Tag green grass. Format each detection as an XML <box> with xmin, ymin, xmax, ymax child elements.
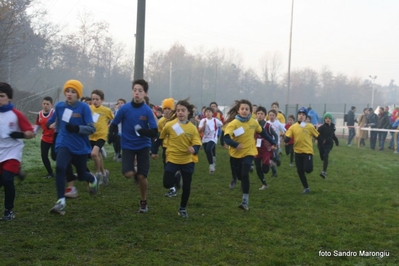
<box><xmin>1</xmin><ymin>137</ymin><xmax>399</xmax><ymax>265</ymax></box>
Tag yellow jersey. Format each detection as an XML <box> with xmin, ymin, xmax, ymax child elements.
<box><xmin>90</xmin><ymin>105</ymin><xmax>114</xmax><ymax>141</ymax></box>
<box><xmin>157</xmin><ymin>116</ymin><xmax>172</xmax><ymax>148</ymax></box>
<box><xmin>285</xmin><ymin>122</ymin><xmax>319</xmax><ymax>154</ymax></box>
<box><xmin>224</xmin><ymin>118</ymin><xmax>262</xmax><ymax>158</ymax></box>
<box><xmin>160</xmin><ymin>120</ymin><xmax>202</xmax><ymax>164</ymax></box>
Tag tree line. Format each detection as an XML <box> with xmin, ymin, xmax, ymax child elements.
<box><xmin>1</xmin><ymin>0</ymin><xmax>397</xmax><ymax>116</ymax></box>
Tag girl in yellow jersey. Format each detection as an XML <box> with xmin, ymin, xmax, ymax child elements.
<box><xmin>152</xmin><ymin>98</ymin><xmax>182</xmax><ymax>197</ymax></box>
<box><xmin>284</xmin><ymin>107</ymin><xmax>320</xmax><ymax>194</ymax></box>
<box><xmin>152</xmin><ymin>99</ymin><xmax>201</xmax><ymax>218</ymax></box>
<box><xmin>223</xmin><ymin>100</ymin><xmax>276</xmax><ymax>211</ymax></box>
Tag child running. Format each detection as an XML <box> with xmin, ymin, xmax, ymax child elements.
<box><xmin>198</xmin><ymin>107</ymin><xmax>223</xmax><ymax>174</ymax></box>
<box><xmin>108</xmin><ymin>79</ymin><xmax>158</xmax><ymax>213</ymax></box>
<box><xmin>152</xmin><ymin>98</ymin><xmax>182</xmax><ymax>198</ymax></box>
<box><xmin>266</xmin><ymin>109</ymin><xmax>286</xmax><ymax>177</ymax></box>
<box><xmin>284</xmin><ymin>115</ymin><xmax>295</xmax><ymax>166</ymax></box>
<box><xmin>254</xmin><ymin>106</ymin><xmax>278</xmax><ymax>190</ymax></box>
<box><xmin>284</xmin><ymin>107</ymin><xmax>320</xmax><ymax>194</ymax></box>
<box><xmin>47</xmin><ymin>79</ymin><xmax>99</xmax><ymax>215</ymax></box>
<box><xmin>152</xmin><ymin>99</ymin><xmax>202</xmax><ymax>218</ymax></box>
<box><xmin>0</xmin><ymin>82</ymin><xmax>34</xmax><ymax>220</ymax></box>
<box><xmin>112</xmin><ymin>98</ymin><xmax>126</xmax><ymax>162</ymax></box>
<box><xmin>223</xmin><ymin>100</ymin><xmax>276</xmax><ymax>211</ymax></box>
<box><xmin>89</xmin><ymin>89</ymin><xmax>114</xmax><ymax>185</ymax></box>
<box><xmin>317</xmin><ymin>112</ymin><xmax>339</xmax><ymax>179</ymax></box>
<box><xmin>34</xmin><ymin>96</ymin><xmax>55</xmax><ymax>178</ymax></box>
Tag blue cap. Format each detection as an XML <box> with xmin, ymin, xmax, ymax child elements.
<box><xmin>297</xmin><ymin>107</ymin><xmax>308</xmax><ymax>116</ymax></box>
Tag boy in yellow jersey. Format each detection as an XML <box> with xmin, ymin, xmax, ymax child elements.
<box><xmin>284</xmin><ymin>107</ymin><xmax>320</xmax><ymax>194</ymax></box>
<box><xmin>223</xmin><ymin>100</ymin><xmax>276</xmax><ymax>211</ymax></box>
<box><xmin>152</xmin><ymin>99</ymin><xmax>202</xmax><ymax>218</ymax></box>
<box><xmin>90</xmin><ymin>90</ymin><xmax>114</xmax><ymax>185</ymax></box>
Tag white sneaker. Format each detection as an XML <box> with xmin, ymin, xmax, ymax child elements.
<box><xmin>259</xmin><ymin>185</ymin><xmax>268</xmax><ymax>190</ymax></box>
<box><xmin>209</xmin><ymin>164</ymin><xmax>215</xmax><ymax>174</ymax></box>
<box><xmin>101</xmin><ymin>148</ymin><xmax>107</xmax><ymax>159</ymax></box>
<box><xmin>65</xmin><ymin>187</ymin><xmax>78</xmax><ymax>199</ymax></box>
<box><xmin>96</xmin><ymin>172</ymin><xmax>104</xmax><ymax>185</ymax></box>
<box><xmin>103</xmin><ymin>170</ymin><xmax>110</xmax><ymax>186</ymax></box>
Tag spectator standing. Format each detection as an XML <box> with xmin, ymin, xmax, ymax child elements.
<box><xmin>377</xmin><ymin>106</ymin><xmax>390</xmax><ymax>151</ymax></box>
<box><xmin>347</xmin><ymin>106</ymin><xmax>357</xmax><ymax>146</ymax></box>
<box><xmin>365</xmin><ymin>107</ymin><xmax>378</xmax><ymax>150</ymax></box>
<box><xmin>356</xmin><ymin>108</ymin><xmax>368</xmax><ymax>147</ymax></box>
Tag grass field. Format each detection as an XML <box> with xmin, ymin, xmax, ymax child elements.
<box><xmin>1</xmin><ymin>136</ymin><xmax>398</xmax><ymax>265</ymax></box>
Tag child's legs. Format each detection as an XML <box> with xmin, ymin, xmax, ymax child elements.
<box><xmin>163</xmin><ymin>166</ymin><xmax>176</xmax><ymax>189</ymax></box>
<box><xmin>91</xmin><ymin>140</ymin><xmax>105</xmax><ymax>174</ymax></box>
<box><xmin>289</xmin><ymin>144</ymin><xmax>294</xmax><ymax>163</ymax></box>
<box><xmin>230</xmin><ymin>157</ymin><xmax>242</xmax><ymax>181</ymax></box>
<box><xmin>122</xmin><ymin>149</ymin><xmax>137</xmax><ymax>178</ymax></box>
<box><xmin>113</xmin><ymin>135</ymin><xmax>121</xmax><ymax>154</ymax></box>
<box><xmin>322</xmin><ymin>147</ymin><xmax>331</xmax><ymax>172</ymax></box>
<box><xmin>254</xmin><ymin>157</ymin><xmax>264</xmax><ymax>182</ymax></box>
<box><xmin>41</xmin><ymin>140</ymin><xmax>53</xmax><ymax>175</ymax></box>
<box><xmin>285</xmin><ymin>144</ymin><xmax>290</xmax><ymax>155</ymax></box>
<box><xmin>51</xmin><ymin>133</ymin><xmax>57</xmax><ymax>161</ymax></box>
<box><xmin>2</xmin><ymin>170</ymin><xmax>15</xmax><ymax>210</ymax></box>
<box><xmin>135</xmin><ymin>148</ymin><xmax>151</xmax><ymax>201</ymax></box>
<box><xmin>295</xmin><ymin>153</ymin><xmax>309</xmax><ymax>189</ymax></box>
<box><xmin>318</xmin><ymin>146</ymin><xmax>325</xmax><ymax>161</ymax></box>
<box><xmin>178</xmin><ymin>163</ymin><xmax>195</xmax><ymax>208</ymax></box>
<box><xmin>65</xmin><ymin>163</ymin><xmax>76</xmax><ymax>183</ymax></box>
<box><xmin>202</xmin><ymin>142</ymin><xmax>214</xmax><ymax>165</ymax></box>
<box><xmin>240</xmin><ymin>156</ymin><xmax>253</xmax><ymax>194</ymax></box>
<box><xmin>180</xmin><ymin>171</ymin><xmax>193</xmax><ymax>208</ymax></box>
<box><xmin>1</xmin><ymin>160</ymin><xmax>20</xmax><ymax>210</ymax></box>
<box><xmin>212</xmin><ymin>142</ymin><xmax>216</xmax><ymax>157</ymax></box>
<box><xmin>303</xmin><ymin>154</ymin><xmax>314</xmax><ymax>173</ymax></box>
<box><xmin>55</xmin><ymin>148</ymin><xmax>72</xmax><ymax>199</ymax></box>
<box><xmin>71</xmin><ymin>154</ymin><xmax>95</xmax><ymax>183</ymax></box>
<box><xmin>162</xmin><ymin>147</ymin><xmax>167</xmax><ymax>169</ymax></box>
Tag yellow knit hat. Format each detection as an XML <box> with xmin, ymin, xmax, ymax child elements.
<box><xmin>63</xmin><ymin>80</ymin><xmax>83</xmax><ymax>99</ymax></box>
<box><xmin>162</xmin><ymin>98</ymin><xmax>175</xmax><ymax>110</ymax></box>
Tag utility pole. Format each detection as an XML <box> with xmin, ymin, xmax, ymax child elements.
<box><xmin>369</xmin><ymin>75</ymin><xmax>377</xmax><ymax>108</ymax></box>
<box><xmin>169</xmin><ymin>62</ymin><xmax>173</xmax><ymax>97</ymax></box>
<box><xmin>286</xmin><ymin>0</ymin><xmax>294</xmax><ymax>106</ymax></box>
<box><xmin>134</xmin><ymin>0</ymin><xmax>146</xmax><ymax>80</ymax></box>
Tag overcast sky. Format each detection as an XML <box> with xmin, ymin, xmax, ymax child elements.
<box><xmin>45</xmin><ymin>0</ymin><xmax>398</xmax><ymax>85</ymax></box>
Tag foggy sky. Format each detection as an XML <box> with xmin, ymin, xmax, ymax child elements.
<box><xmin>45</xmin><ymin>0</ymin><xmax>398</xmax><ymax>86</ymax></box>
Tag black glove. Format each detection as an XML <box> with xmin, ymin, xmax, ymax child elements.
<box><xmin>65</xmin><ymin>123</ymin><xmax>79</xmax><ymax>133</ymax></box>
<box><xmin>108</xmin><ymin>124</ymin><xmax>118</xmax><ymax>144</ymax></box>
<box><xmin>335</xmin><ymin>141</ymin><xmax>339</xmax><ymax>146</ymax></box>
<box><xmin>9</xmin><ymin>132</ymin><xmax>25</xmax><ymax>139</ymax></box>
